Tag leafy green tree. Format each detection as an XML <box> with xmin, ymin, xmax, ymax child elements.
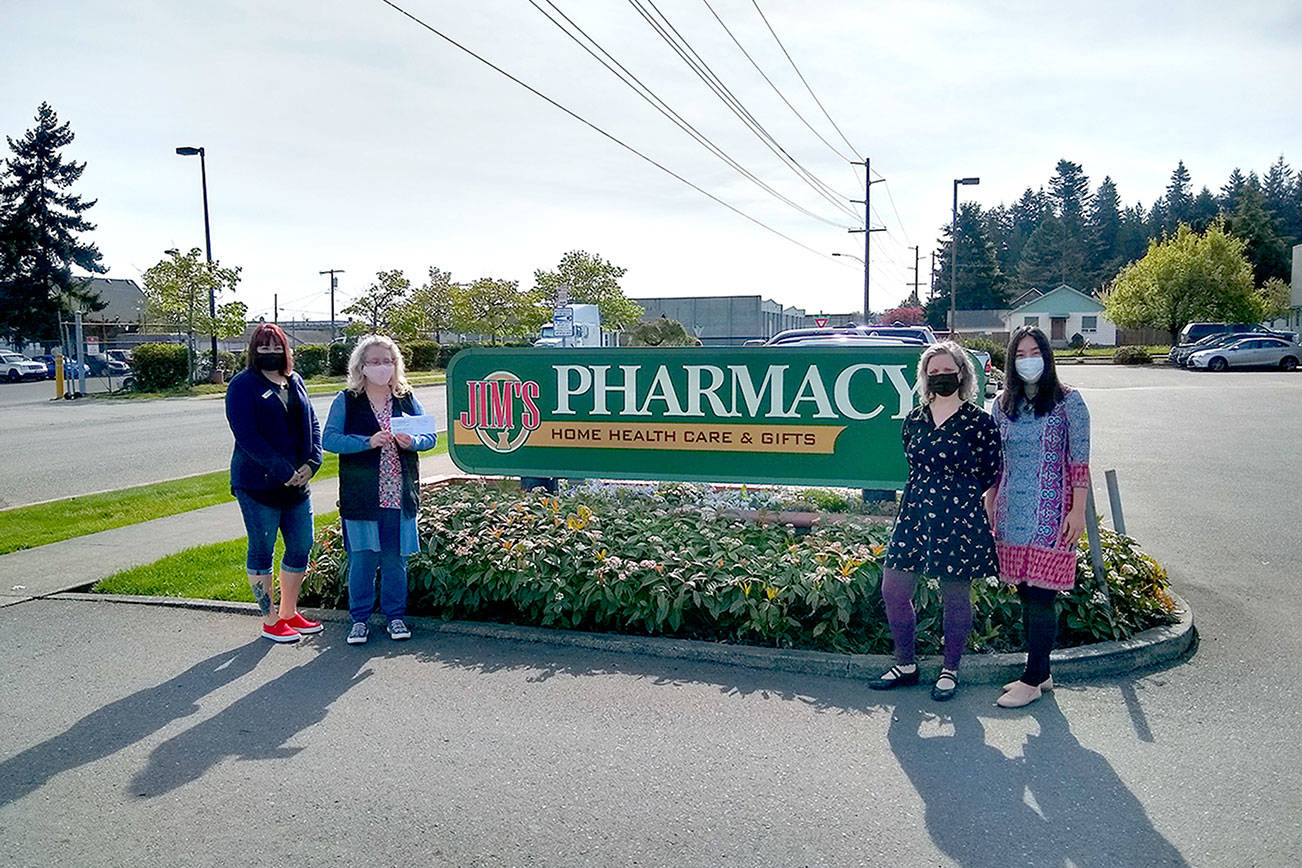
<box><xmin>532</xmin><ymin>249</ymin><xmax>642</xmax><ymax>330</ymax></box>
<box><xmin>0</xmin><ymin>102</ymin><xmax>104</xmax><ymax>347</ymax></box>
<box><xmin>391</xmin><ymin>266</ymin><xmax>457</xmax><ymax>343</ymax></box>
<box><xmin>623</xmin><ymin>315</ymin><xmax>695</xmax><ymax>346</ymax></box>
<box><xmin>453</xmin><ymin>276</ymin><xmax>547</xmax><ymax>344</ymax></box>
<box><xmin>141</xmin><ymin>248</ymin><xmax>246</xmax><ymax>338</ymax></box>
<box><xmin>1260</xmin><ymin>277</ymin><xmax>1292</xmax><ymax>322</ymax></box>
<box><xmin>342</xmin><ymin>268</ymin><xmax>410</xmax><ymax>335</ymax></box>
<box><xmin>1102</xmin><ymin>221</ymin><xmax>1261</xmax><ymax>343</ymax></box>
<box><xmin>1225</xmin><ymin>185</ymin><xmax>1291</xmax><ymax>284</ymax></box>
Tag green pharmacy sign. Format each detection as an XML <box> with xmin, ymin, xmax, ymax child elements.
<box><xmin>446</xmin><ymin>346</ymin><xmax>959</xmax><ymax>489</ymax></box>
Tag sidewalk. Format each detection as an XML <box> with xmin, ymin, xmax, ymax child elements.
<box><xmin>0</xmin><ymin>451</ymin><xmax>459</xmax><ymax>606</ymax></box>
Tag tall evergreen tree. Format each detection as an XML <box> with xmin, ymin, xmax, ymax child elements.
<box><xmin>1004</xmin><ymin>187</ymin><xmax>1051</xmax><ymax>290</ymax></box>
<box><xmin>1146</xmin><ymin>196</ymin><xmax>1168</xmax><ymax>241</ymax></box>
<box><xmin>1220</xmin><ymin>168</ymin><xmax>1247</xmax><ymax>212</ymax></box>
<box><xmin>1117</xmin><ymin>203</ymin><xmax>1150</xmax><ymax>267</ymax></box>
<box><xmin>1164</xmin><ymin>161</ymin><xmax>1194</xmax><ymax>232</ymax></box>
<box><xmin>1085</xmin><ymin>176</ymin><xmax>1123</xmax><ymax>287</ymax></box>
<box><xmin>1017</xmin><ymin>215</ymin><xmax>1086</xmax><ymax>291</ymax></box>
<box><xmin>1045</xmin><ymin>160</ymin><xmax>1091</xmax><ymax>288</ymax></box>
<box><xmin>925</xmin><ymin>202</ymin><xmax>1008</xmax><ymax>328</ymax></box>
<box><xmin>1261</xmin><ymin>155</ymin><xmax>1296</xmax><ymax>244</ymax></box>
<box><xmin>1225</xmin><ymin>184</ymin><xmax>1291</xmax><ymax>284</ymax></box>
<box><xmin>0</xmin><ymin>103</ymin><xmax>104</xmax><ymax>347</ymax></box>
<box><xmin>1190</xmin><ymin>187</ymin><xmax>1219</xmax><ymax>232</ymax></box>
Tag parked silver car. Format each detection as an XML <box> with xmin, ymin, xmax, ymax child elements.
<box><xmin>1188</xmin><ymin>336</ymin><xmax>1302</xmax><ymax>371</ymax></box>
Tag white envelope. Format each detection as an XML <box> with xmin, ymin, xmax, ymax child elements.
<box><xmin>389</xmin><ymin>413</ymin><xmax>437</xmax><ymax>437</ymax></box>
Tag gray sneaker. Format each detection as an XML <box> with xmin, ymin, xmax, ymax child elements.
<box><xmin>387</xmin><ymin>618</ymin><xmax>411</xmax><ymax>641</ymax></box>
<box><xmin>346</xmin><ymin>622</ymin><xmax>369</xmax><ymax>645</ymax></box>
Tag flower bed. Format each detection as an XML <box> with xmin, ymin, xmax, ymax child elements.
<box><xmin>301</xmin><ymin>480</ymin><xmax>1178</xmax><ymax>654</ymax></box>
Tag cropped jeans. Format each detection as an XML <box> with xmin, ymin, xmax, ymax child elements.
<box><xmin>233</xmin><ymin>489</ymin><xmax>314</xmax><ymax>575</ymax></box>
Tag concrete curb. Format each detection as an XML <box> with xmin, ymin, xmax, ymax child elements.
<box><xmin>51</xmin><ymin>591</ymin><xmax>1195</xmax><ymax>685</ymax></box>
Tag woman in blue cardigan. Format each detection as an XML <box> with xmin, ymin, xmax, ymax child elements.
<box><xmin>225</xmin><ymin>323</ymin><xmax>324</xmax><ymax>643</ymax></box>
<box><xmin>323</xmin><ymin>335</ymin><xmax>438</xmax><ymax>645</ymax></box>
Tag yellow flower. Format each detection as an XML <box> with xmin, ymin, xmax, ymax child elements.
<box><xmin>764</xmin><ymin>585</ymin><xmax>778</xmax><ymax>601</ymax></box>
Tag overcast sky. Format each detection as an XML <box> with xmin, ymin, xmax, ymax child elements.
<box><xmin>3</xmin><ymin>0</ymin><xmax>1298</xmax><ymax>323</ymax></box>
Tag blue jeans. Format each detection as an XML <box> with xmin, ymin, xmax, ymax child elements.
<box><xmin>347</xmin><ymin>508</ymin><xmax>408</xmax><ymax>623</ymax></box>
<box><xmin>234</xmin><ymin>490</ymin><xmax>314</xmax><ymax>575</ymax></box>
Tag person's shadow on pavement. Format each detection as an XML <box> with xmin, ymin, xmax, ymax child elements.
<box><xmin>887</xmin><ymin>695</ymin><xmax>1188</xmax><ymax>867</ymax></box>
<box><xmin>128</xmin><ymin>639</ymin><xmax>373</xmax><ymax>798</ymax></box>
<box><xmin>0</xmin><ymin>640</ymin><xmax>271</xmax><ymax>809</ymax></box>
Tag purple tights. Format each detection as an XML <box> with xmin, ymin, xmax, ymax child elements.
<box><xmin>881</xmin><ymin>567</ymin><xmax>972</xmax><ymax>670</ymax></box>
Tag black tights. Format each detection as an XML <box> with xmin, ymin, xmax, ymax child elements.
<box><xmin>1018</xmin><ymin>583</ymin><xmax>1058</xmax><ymax>686</ymax></box>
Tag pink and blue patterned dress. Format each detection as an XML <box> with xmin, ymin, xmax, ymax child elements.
<box><xmin>991</xmin><ymin>388</ymin><xmax>1091</xmax><ymax>591</ymax></box>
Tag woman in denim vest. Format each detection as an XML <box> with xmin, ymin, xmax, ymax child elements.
<box><xmin>323</xmin><ymin>335</ymin><xmax>438</xmax><ymax>645</ymax></box>
<box><xmin>225</xmin><ymin>323</ymin><xmax>324</xmax><ymax>643</ymax></box>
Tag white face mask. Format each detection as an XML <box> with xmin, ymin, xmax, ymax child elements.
<box><xmin>1015</xmin><ymin>356</ymin><xmax>1045</xmax><ymax>383</ymax></box>
<box><xmin>363</xmin><ymin>363</ymin><xmax>394</xmax><ymax>386</ymax></box>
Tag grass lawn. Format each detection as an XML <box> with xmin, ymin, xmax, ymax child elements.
<box><xmin>91</xmin><ymin>511</ymin><xmax>340</xmax><ymax>601</ymax></box>
<box><xmin>1</xmin><ymin>436</ymin><xmax>447</xmax><ymax>554</ymax></box>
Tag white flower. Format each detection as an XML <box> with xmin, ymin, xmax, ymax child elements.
<box><xmin>985</xmin><ymin>576</ymin><xmax>1000</xmax><ymax>588</ymax></box>
<box><xmin>926</xmin><ymin>578</ymin><xmax>940</xmax><ymax>591</ymax></box>
<box><xmin>1091</xmin><ymin>590</ymin><xmax>1109</xmax><ymax>606</ymax></box>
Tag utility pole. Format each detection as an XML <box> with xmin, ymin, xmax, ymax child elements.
<box><xmin>907</xmin><ymin>245</ymin><xmax>922</xmax><ymax>307</ymax></box>
<box><xmin>320</xmin><ymin>269</ymin><xmax>344</xmax><ymax>340</ymax></box>
<box><xmin>273</xmin><ymin>293</ymin><xmax>278</xmax><ymax>324</ymax></box>
<box><xmin>930</xmin><ymin>251</ymin><xmax>936</xmax><ymax>301</ymax></box>
<box><xmin>849</xmin><ymin>157</ymin><xmax>886</xmax><ymax>323</ymax></box>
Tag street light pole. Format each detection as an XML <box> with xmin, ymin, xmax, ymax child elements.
<box><xmin>950</xmin><ymin>176</ymin><xmax>980</xmax><ymax>334</ymax></box>
<box><xmin>176</xmin><ymin>146</ymin><xmax>219</xmax><ymax>381</ymax></box>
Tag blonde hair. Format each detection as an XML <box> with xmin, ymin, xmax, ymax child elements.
<box><xmin>917</xmin><ymin>340</ymin><xmax>978</xmax><ymax>404</ymax></box>
<box><xmin>345</xmin><ymin>335</ymin><xmax>411</xmax><ymax>396</ymax></box>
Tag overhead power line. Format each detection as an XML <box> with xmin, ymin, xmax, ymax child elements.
<box><xmin>699</xmin><ymin>0</ymin><xmax>857</xmax><ymax>166</ymax></box>
<box><xmin>375</xmin><ymin>0</ymin><xmax>835</xmax><ymax>259</ymax></box>
<box><xmin>626</xmin><ymin>0</ymin><xmax>862</xmax><ymax>223</ymax></box>
<box><xmin>751</xmin><ymin>0</ymin><xmax>861</xmax><ymax>159</ymax></box>
<box><xmin>527</xmin><ymin>0</ymin><xmax>851</xmax><ymax>228</ymax></box>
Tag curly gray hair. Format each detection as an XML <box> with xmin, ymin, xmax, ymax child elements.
<box><xmin>917</xmin><ymin>340</ymin><xmax>978</xmax><ymax>403</ymax></box>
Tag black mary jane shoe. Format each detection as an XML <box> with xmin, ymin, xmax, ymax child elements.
<box><xmin>931</xmin><ymin>669</ymin><xmax>959</xmax><ymax>702</ymax></box>
<box><xmin>869</xmin><ymin>664</ymin><xmax>920</xmax><ymax>690</ymax></box>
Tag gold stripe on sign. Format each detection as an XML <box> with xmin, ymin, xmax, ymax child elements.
<box><xmin>454</xmin><ymin>420</ymin><xmax>846</xmax><ymax>454</ymax></box>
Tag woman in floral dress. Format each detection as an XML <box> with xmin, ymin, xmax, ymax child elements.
<box><xmin>985</xmin><ymin>326</ymin><xmax>1091</xmax><ymax>708</ymax></box>
<box><xmin>871</xmin><ymin>342</ymin><xmax>1001</xmax><ymax>701</ymax></box>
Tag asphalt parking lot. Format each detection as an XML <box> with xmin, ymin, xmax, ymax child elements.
<box><xmin>1</xmin><ymin>362</ymin><xmax>1299</xmax><ymax>865</ymax></box>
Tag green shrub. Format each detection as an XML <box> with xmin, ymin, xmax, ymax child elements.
<box><xmin>435</xmin><ymin>343</ymin><xmax>467</xmax><ymax>368</ymax></box>
<box><xmin>328</xmin><ymin>341</ymin><xmax>354</xmax><ymax>376</ymax></box>
<box><xmin>961</xmin><ymin>336</ymin><xmax>1006</xmax><ymax>371</ymax></box>
<box><xmin>131</xmin><ymin>342</ymin><xmax>190</xmax><ymax>390</ymax></box>
<box><xmin>1113</xmin><ymin>346</ymin><xmax>1153</xmax><ymax>365</ymax></box>
<box><xmin>295</xmin><ymin>344</ymin><xmax>327</xmax><ymax>378</ymax></box>
<box><xmin>302</xmin><ymin>482</ymin><xmax>1177</xmax><ymax>654</ymax></box>
<box><xmin>405</xmin><ymin>340</ymin><xmax>440</xmax><ymax>370</ymax></box>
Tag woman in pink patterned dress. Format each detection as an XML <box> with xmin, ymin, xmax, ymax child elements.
<box><xmin>984</xmin><ymin>326</ymin><xmax>1090</xmax><ymax>708</ymax></box>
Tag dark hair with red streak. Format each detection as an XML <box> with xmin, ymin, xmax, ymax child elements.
<box><xmin>245</xmin><ymin>323</ymin><xmax>294</xmax><ymax>375</ymax></box>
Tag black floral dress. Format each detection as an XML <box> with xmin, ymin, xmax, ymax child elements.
<box><xmin>885</xmin><ymin>401</ymin><xmax>1001</xmax><ymax>581</ymax></box>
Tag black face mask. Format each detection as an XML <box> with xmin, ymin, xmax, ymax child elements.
<box><xmin>255</xmin><ymin>352</ymin><xmax>286</xmax><ymax>372</ymax></box>
<box><xmin>930</xmin><ymin>372</ymin><xmax>960</xmax><ymax>397</ymax></box>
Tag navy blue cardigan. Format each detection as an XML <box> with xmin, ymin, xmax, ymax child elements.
<box><xmin>225</xmin><ymin>368</ymin><xmax>323</xmax><ymax>496</ymax></box>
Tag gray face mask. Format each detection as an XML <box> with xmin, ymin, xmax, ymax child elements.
<box><xmin>1015</xmin><ymin>356</ymin><xmax>1044</xmax><ymax>383</ymax></box>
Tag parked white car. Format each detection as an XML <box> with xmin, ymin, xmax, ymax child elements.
<box><xmin>1</xmin><ymin>352</ymin><xmax>47</xmax><ymax>382</ymax></box>
<box><xmin>1188</xmin><ymin>336</ymin><xmax>1301</xmax><ymax>371</ymax></box>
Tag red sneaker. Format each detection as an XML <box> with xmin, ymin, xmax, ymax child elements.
<box><xmin>261</xmin><ymin>619</ymin><xmax>301</xmax><ymax>643</ymax></box>
<box><xmin>284</xmin><ymin>612</ymin><xmax>323</xmax><ymax>634</ymax></box>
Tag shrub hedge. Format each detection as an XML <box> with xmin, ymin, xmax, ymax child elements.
<box><xmin>960</xmin><ymin>336</ymin><xmax>1006</xmax><ymax>371</ymax></box>
<box><xmin>301</xmin><ymin>481</ymin><xmax>1178</xmax><ymax>654</ymax></box>
<box><xmin>328</xmin><ymin>341</ymin><xmax>353</xmax><ymax>376</ymax></box>
<box><xmin>295</xmin><ymin>344</ymin><xmax>328</xmax><ymax>377</ymax></box>
<box><xmin>131</xmin><ymin>342</ymin><xmax>190</xmax><ymax>390</ymax></box>
<box><xmin>402</xmin><ymin>340</ymin><xmax>440</xmax><ymax>371</ymax></box>
<box><xmin>1113</xmin><ymin>346</ymin><xmax>1153</xmax><ymax>365</ymax></box>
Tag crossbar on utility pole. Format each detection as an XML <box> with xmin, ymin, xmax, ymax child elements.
<box><xmin>849</xmin><ymin>157</ymin><xmax>885</xmax><ymax>323</ymax></box>
<box><xmin>320</xmin><ymin>269</ymin><xmax>344</xmax><ymax>340</ymax></box>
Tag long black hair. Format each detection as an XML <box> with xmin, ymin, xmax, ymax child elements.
<box><xmin>1000</xmin><ymin>326</ymin><xmax>1066</xmax><ymax>417</ymax></box>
